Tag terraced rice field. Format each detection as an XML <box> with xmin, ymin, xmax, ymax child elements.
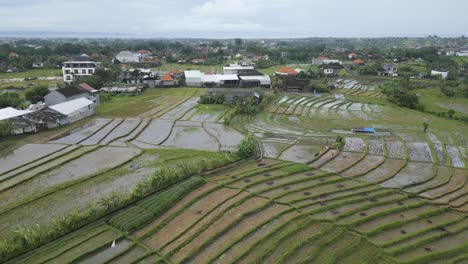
<box><xmin>16</xmin><ymin>159</ymin><xmax>466</xmax><ymax>264</ymax></box>
<box><xmin>50</xmin><ymin>98</ymin><xmax>244</xmax><ymax>152</ymax></box>
<box><xmin>2</xmin><ymin>90</ymin><xmax>468</xmax><ymax>263</ymax></box>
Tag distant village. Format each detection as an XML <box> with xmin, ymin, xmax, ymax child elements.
<box><xmin>1</xmin><ymin>36</ymin><xmax>467</xmax><ymax>135</ymax></box>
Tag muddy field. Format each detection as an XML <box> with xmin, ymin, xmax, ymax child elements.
<box><xmin>162</xmin><ymin>127</ymin><xmax>219</xmax><ymax>151</ymax></box>
<box><xmin>0</xmin><ymin>144</ymin><xmax>67</xmax><ymax>174</ymax></box>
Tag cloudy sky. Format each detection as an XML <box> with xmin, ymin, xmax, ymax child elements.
<box><xmin>0</xmin><ymin>0</ymin><xmax>467</xmax><ymax>38</ymax></box>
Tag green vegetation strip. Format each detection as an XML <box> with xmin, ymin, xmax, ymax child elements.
<box><xmin>110</xmin><ymin>177</ymin><xmax>205</xmax><ymax>231</ymax></box>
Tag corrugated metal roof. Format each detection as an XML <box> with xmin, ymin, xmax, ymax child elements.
<box><xmin>184</xmin><ymin>70</ymin><xmax>202</xmax><ymax>78</ymax></box>
<box><xmin>0</xmin><ymin>107</ymin><xmax>35</xmax><ymax>121</ymax></box>
<box><xmin>49</xmin><ymin>98</ymin><xmax>93</xmax><ymax>115</ymax></box>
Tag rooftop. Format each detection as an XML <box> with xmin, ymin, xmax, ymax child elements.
<box><xmin>0</xmin><ymin>107</ymin><xmax>34</xmax><ymax>121</ymax></box>
<box><xmin>77</xmin><ymin>83</ymin><xmax>96</xmax><ymax>92</ymax></box>
<box><xmin>276</xmin><ymin>66</ymin><xmax>298</xmax><ymax>75</ymax></box>
<box><xmin>49</xmin><ymin>98</ymin><xmax>94</xmax><ymax>115</ymax></box>
<box><xmin>54</xmin><ymin>86</ymin><xmax>88</xmax><ymax>97</ymax></box>
<box><xmin>160</xmin><ymin>72</ymin><xmax>175</xmax><ymax>81</ymax></box>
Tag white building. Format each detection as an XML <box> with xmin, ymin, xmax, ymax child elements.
<box><xmin>431</xmin><ymin>70</ymin><xmax>449</xmax><ymax>79</ymax></box>
<box><xmin>0</xmin><ymin>107</ymin><xmax>37</xmax><ymax>135</ymax></box>
<box><xmin>238</xmin><ymin>75</ymin><xmax>271</xmax><ymax>87</ymax></box>
<box><xmin>184</xmin><ymin>70</ymin><xmax>203</xmax><ymax>86</ymax></box>
<box><xmin>223</xmin><ymin>65</ymin><xmax>254</xmax><ymax>75</ymax></box>
<box><xmin>116</xmin><ymin>51</ymin><xmax>141</xmax><ymax>63</ymax></box>
<box><xmin>185</xmin><ymin>69</ymin><xmax>270</xmax><ymax>88</ymax></box>
<box><xmin>44</xmin><ymin>98</ymin><xmax>95</xmax><ymax>128</ymax></box>
<box><xmin>62</xmin><ymin>56</ymin><xmax>99</xmax><ymax>83</ymax></box>
<box><xmin>456</xmin><ymin>50</ymin><xmax>468</xmax><ymax>57</ymax></box>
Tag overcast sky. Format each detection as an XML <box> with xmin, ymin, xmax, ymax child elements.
<box><xmin>0</xmin><ymin>0</ymin><xmax>467</xmax><ymax>38</ymax></box>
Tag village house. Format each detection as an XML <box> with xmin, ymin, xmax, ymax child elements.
<box><xmin>379</xmin><ymin>64</ymin><xmax>398</xmax><ymax>76</ymax></box>
<box><xmin>159</xmin><ymin>72</ymin><xmax>178</xmax><ymax>86</ymax></box>
<box><xmin>312</xmin><ymin>56</ymin><xmax>330</xmax><ymax>65</ymax></box>
<box><xmin>138</xmin><ymin>50</ymin><xmax>152</xmax><ymax>59</ymax></box>
<box><xmin>275</xmin><ymin>66</ymin><xmax>299</xmax><ymax>76</ymax></box>
<box><xmin>116</xmin><ymin>51</ymin><xmax>141</xmax><ymax>63</ymax></box>
<box><xmin>223</xmin><ymin>65</ymin><xmax>255</xmax><ymax>75</ymax></box>
<box><xmin>238</xmin><ymin>69</ymin><xmax>271</xmax><ymax>88</ymax></box>
<box><xmin>312</xmin><ymin>56</ymin><xmax>342</xmax><ymax>66</ymax></box>
<box><xmin>348</xmin><ymin>52</ymin><xmax>357</xmax><ymax>59</ymax></box>
<box><xmin>62</xmin><ymin>55</ymin><xmax>99</xmax><ymax>83</ymax></box>
<box><xmin>9</xmin><ymin>52</ymin><xmax>18</xmax><ymax>58</ymax></box>
<box><xmin>191</xmin><ymin>58</ymin><xmax>206</xmax><ymax>64</ymax></box>
<box><xmin>0</xmin><ymin>107</ymin><xmax>37</xmax><ymax>135</ymax></box>
<box><xmin>40</xmin><ymin>98</ymin><xmax>95</xmax><ymax>128</ymax></box>
<box><xmin>44</xmin><ymin>85</ymin><xmax>99</xmax><ymax>106</ymax></box>
<box><xmin>32</xmin><ymin>62</ymin><xmax>44</xmax><ymax>68</ymax></box>
<box><xmin>321</xmin><ymin>67</ymin><xmax>338</xmax><ymax>77</ymax></box>
<box><xmin>431</xmin><ymin>70</ymin><xmax>449</xmax><ymax>79</ymax></box>
<box><xmin>352</xmin><ymin>59</ymin><xmax>365</xmax><ymax>65</ymax></box>
<box><xmin>183</xmin><ymin>69</ymin><xmax>270</xmax><ymax>88</ymax></box>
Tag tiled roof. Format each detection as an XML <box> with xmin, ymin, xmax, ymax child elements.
<box><xmin>77</xmin><ymin>83</ymin><xmax>95</xmax><ymax>92</ymax></box>
<box><xmin>276</xmin><ymin>66</ymin><xmax>298</xmax><ymax>75</ymax></box>
<box><xmin>161</xmin><ymin>72</ymin><xmax>175</xmax><ymax>81</ymax></box>
<box><xmin>55</xmin><ymin>86</ymin><xmax>87</xmax><ymax>97</ymax></box>
<box><xmin>314</xmin><ymin>56</ymin><xmax>330</xmax><ymax>60</ymax></box>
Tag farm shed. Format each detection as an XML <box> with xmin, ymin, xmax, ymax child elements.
<box><xmin>44</xmin><ymin>86</ymin><xmax>99</xmax><ymax>106</ymax></box>
<box><xmin>184</xmin><ymin>70</ymin><xmax>202</xmax><ymax>86</ymax></box>
<box><xmin>41</xmin><ymin>98</ymin><xmax>95</xmax><ymax>128</ymax></box>
<box><xmin>0</xmin><ymin>107</ymin><xmax>38</xmax><ymax>135</ymax></box>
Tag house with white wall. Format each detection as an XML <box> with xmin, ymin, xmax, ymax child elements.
<box><xmin>62</xmin><ymin>56</ymin><xmax>99</xmax><ymax>83</ymax></box>
<box><xmin>116</xmin><ymin>51</ymin><xmax>141</xmax><ymax>63</ymax></box>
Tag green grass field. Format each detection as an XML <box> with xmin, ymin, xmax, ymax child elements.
<box><xmin>0</xmin><ymin>69</ymin><xmax>61</xmax><ymax>79</ymax></box>
<box><xmin>415</xmin><ymin>88</ymin><xmax>468</xmax><ymax>118</ymax></box>
<box><xmin>96</xmin><ymin>87</ymin><xmax>205</xmax><ymax>117</ymax></box>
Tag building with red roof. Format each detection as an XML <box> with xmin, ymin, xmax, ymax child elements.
<box><xmin>159</xmin><ymin>72</ymin><xmax>177</xmax><ymax>86</ymax></box>
<box><xmin>312</xmin><ymin>56</ymin><xmax>330</xmax><ymax>65</ymax></box>
<box><xmin>352</xmin><ymin>59</ymin><xmax>365</xmax><ymax>65</ymax></box>
<box><xmin>275</xmin><ymin>66</ymin><xmax>298</xmax><ymax>76</ymax></box>
<box><xmin>348</xmin><ymin>52</ymin><xmax>357</xmax><ymax>59</ymax></box>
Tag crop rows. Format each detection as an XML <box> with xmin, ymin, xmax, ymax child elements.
<box><xmin>13</xmin><ymin>159</ymin><xmax>465</xmax><ymax>263</ymax></box>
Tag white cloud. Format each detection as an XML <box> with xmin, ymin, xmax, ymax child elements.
<box><xmin>0</xmin><ymin>0</ymin><xmax>467</xmax><ymax>37</ymax></box>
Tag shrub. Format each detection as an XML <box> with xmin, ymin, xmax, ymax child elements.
<box><xmin>0</xmin><ymin>121</ymin><xmax>11</xmax><ymax>137</ymax></box>
<box><xmin>236</xmin><ymin>134</ymin><xmax>257</xmax><ymax>159</ymax></box>
<box><xmin>200</xmin><ymin>94</ymin><xmax>225</xmax><ymax>104</ymax></box>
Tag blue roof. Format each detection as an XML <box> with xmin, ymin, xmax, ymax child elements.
<box><xmin>363</xmin><ymin>127</ymin><xmax>375</xmax><ymax>132</ymax></box>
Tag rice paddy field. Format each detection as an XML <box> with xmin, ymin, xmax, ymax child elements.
<box><xmin>1</xmin><ymin>87</ymin><xmax>467</xmax><ymax>263</ymax></box>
